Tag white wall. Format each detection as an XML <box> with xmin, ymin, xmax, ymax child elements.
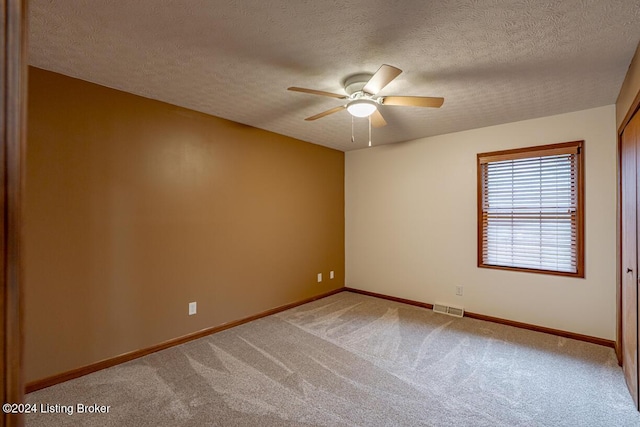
<box><xmin>345</xmin><ymin>105</ymin><xmax>617</xmax><ymax>340</ymax></box>
<box><xmin>617</xmin><ymin>42</ymin><xmax>640</xmax><ymax>130</ymax></box>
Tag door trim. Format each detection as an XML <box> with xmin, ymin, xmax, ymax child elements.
<box><xmin>619</xmin><ymin>103</ymin><xmax>640</xmax><ymax>367</ymax></box>
<box><xmin>2</xmin><ymin>1</ymin><xmax>28</xmax><ymax>426</ymax></box>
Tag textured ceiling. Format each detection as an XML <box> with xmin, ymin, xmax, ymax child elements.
<box><xmin>29</xmin><ymin>0</ymin><xmax>640</xmax><ymax>152</ymax></box>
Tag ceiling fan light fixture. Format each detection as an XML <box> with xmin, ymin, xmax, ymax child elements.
<box><xmin>347</xmin><ymin>100</ymin><xmax>377</xmax><ymax>117</ymax></box>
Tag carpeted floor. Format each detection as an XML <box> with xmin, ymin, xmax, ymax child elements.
<box><xmin>25</xmin><ymin>292</ymin><xmax>640</xmax><ymax>426</ymax></box>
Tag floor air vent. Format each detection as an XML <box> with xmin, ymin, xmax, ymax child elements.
<box><xmin>433</xmin><ymin>303</ymin><xmax>464</xmax><ymax>318</ymax></box>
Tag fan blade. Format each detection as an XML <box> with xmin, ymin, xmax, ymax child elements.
<box><xmin>382</xmin><ymin>96</ymin><xmax>444</xmax><ymax>108</ymax></box>
<box><xmin>362</xmin><ymin>64</ymin><xmax>402</xmax><ymax>95</ymax></box>
<box><xmin>288</xmin><ymin>87</ymin><xmax>347</xmax><ymax>99</ymax></box>
<box><xmin>305</xmin><ymin>105</ymin><xmax>346</xmax><ymax>121</ymax></box>
<box><xmin>370</xmin><ymin>109</ymin><xmax>387</xmax><ymax>128</ymax></box>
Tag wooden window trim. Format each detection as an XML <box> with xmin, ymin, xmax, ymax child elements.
<box><xmin>477</xmin><ymin>140</ymin><xmax>585</xmax><ymax>278</ymax></box>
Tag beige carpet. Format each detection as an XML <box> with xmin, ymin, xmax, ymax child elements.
<box><xmin>25</xmin><ymin>292</ymin><xmax>640</xmax><ymax>426</ymax></box>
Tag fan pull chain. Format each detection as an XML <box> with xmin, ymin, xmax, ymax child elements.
<box><xmin>351</xmin><ymin>115</ymin><xmax>355</xmax><ymax>143</ymax></box>
<box><xmin>368</xmin><ymin>115</ymin><xmax>372</xmax><ymax>147</ymax></box>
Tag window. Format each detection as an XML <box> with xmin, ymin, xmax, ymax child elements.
<box><xmin>477</xmin><ymin>141</ymin><xmax>584</xmax><ymax>277</ymax></box>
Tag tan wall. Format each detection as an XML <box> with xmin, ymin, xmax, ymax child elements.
<box><xmin>25</xmin><ymin>67</ymin><xmax>344</xmax><ymax>382</ymax></box>
<box><xmin>346</xmin><ymin>105</ymin><xmax>617</xmax><ymax>340</ymax></box>
<box><xmin>617</xmin><ymin>42</ymin><xmax>640</xmax><ymax>130</ymax></box>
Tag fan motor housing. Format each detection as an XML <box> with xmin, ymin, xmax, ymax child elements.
<box><xmin>344</xmin><ymin>73</ymin><xmax>373</xmax><ymax>95</ymax></box>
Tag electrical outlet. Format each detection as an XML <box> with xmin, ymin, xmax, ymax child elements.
<box><xmin>330</xmin><ymin>271</ymin><xmax>335</xmax><ymax>279</ymax></box>
<box><xmin>456</xmin><ymin>286</ymin><xmax>463</xmax><ymax>296</ymax></box>
<box><xmin>317</xmin><ymin>273</ymin><xmax>322</xmax><ymax>282</ymax></box>
<box><xmin>189</xmin><ymin>302</ymin><xmax>197</xmax><ymax>315</ymax></box>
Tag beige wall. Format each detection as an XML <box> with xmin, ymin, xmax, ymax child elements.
<box><xmin>346</xmin><ymin>105</ymin><xmax>617</xmax><ymax>340</ymax></box>
<box><xmin>25</xmin><ymin>68</ymin><xmax>344</xmax><ymax>382</ymax></box>
<box><xmin>617</xmin><ymin>42</ymin><xmax>640</xmax><ymax>130</ymax></box>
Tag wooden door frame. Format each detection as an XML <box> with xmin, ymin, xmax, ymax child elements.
<box><xmin>2</xmin><ymin>1</ymin><xmax>27</xmax><ymax>426</ymax></box>
<box><xmin>618</xmin><ymin>89</ymin><xmax>640</xmax><ymax>366</ymax></box>
<box><xmin>618</xmin><ymin>125</ymin><xmax>626</xmax><ymax>366</ymax></box>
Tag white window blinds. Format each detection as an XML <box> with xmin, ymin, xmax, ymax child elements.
<box><xmin>478</xmin><ymin>141</ymin><xmax>584</xmax><ymax>277</ymax></box>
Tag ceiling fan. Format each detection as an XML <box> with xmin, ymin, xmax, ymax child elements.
<box><xmin>288</xmin><ymin>64</ymin><xmax>444</xmax><ymax>130</ymax></box>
